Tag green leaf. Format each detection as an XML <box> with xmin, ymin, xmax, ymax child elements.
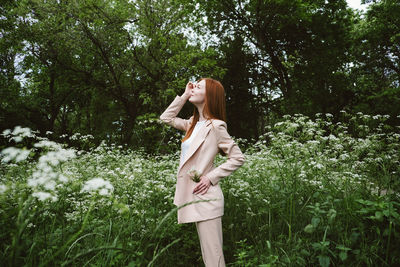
<box><xmin>336</xmin><ymin>245</ymin><xmax>351</xmax><ymax>251</ymax></box>
<box><xmin>304</xmin><ymin>224</ymin><xmax>315</xmax><ymax>233</ymax></box>
<box><xmin>318</xmin><ymin>255</ymin><xmax>330</xmax><ymax>267</ymax></box>
<box><xmin>311</xmin><ymin>217</ymin><xmax>320</xmax><ymax>227</ymax></box>
<box><xmin>339</xmin><ymin>251</ymin><xmax>347</xmax><ymax>261</ymax></box>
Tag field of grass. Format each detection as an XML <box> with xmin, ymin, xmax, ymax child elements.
<box><xmin>1</xmin><ymin>111</ymin><xmax>399</xmax><ymax>266</ymax></box>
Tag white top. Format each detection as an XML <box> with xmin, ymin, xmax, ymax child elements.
<box><xmin>180</xmin><ymin>120</ymin><xmax>206</xmax><ymax>166</ymax></box>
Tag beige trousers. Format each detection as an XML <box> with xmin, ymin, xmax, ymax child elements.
<box><xmin>195</xmin><ymin>216</ymin><xmax>226</xmax><ymax>267</ymax></box>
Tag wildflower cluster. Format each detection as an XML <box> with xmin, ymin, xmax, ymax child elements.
<box><xmin>187</xmin><ymin>166</ymin><xmax>201</xmax><ymax>182</ymax></box>
<box><xmin>81</xmin><ymin>177</ymin><xmax>114</xmax><ymax>196</ymax></box>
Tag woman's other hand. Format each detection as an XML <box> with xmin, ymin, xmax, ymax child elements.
<box><xmin>193</xmin><ymin>175</ymin><xmax>212</xmax><ymax>195</ymax></box>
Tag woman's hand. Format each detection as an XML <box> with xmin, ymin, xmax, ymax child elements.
<box><xmin>193</xmin><ymin>175</ymin><xmax>212</xmax><ymax>195</ymax></box>
<box><xmin>182</xmin><ymin>81</ymin><xmax>194</xmax><ymax>99</ymax></box>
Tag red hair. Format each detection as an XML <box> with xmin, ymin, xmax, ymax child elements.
<box><xmin>182</xmin><ymin>78</ymin><xmax>227</xmax><ymax>142</ymax></box>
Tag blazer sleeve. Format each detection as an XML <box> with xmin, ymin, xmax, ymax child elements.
<box><xmin>159</xmin><ymin>95</ymin><xmax>193</xmax><ymax>132</ymax></box>
<box><xmin>204</xmin><ymin>121</ymin><xmax>245</xmax><ymax>186</ymax></box>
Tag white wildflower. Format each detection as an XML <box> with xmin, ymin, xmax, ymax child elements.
<box><xmin>15</xmin><ymin>149</ymin><xmax>31</xmax><ymax>162</ymax></box>
<box><xmin>1</xmin><ymin>147</ymin><xmax>31</xmax><ymax>163</ymax></box>
<box><xmin>12</xmin><ymin>126</ymin><xmax>34</xmax><ymax>138</ymax></box>
<box><xmin>32</xmin><ymin>191</ymin><xmax>58</xmax><ymax>202</ymax></box>
<box><xmin>315</xmin><ymin>163</ymin><xmax>324</xmax><ymax>169</ymax></box>
<box><xmin>11</xmin><ymin>136</ymin><xmax>23</xmax><ymax>143</ymax></box>
<box><xmin>99</xmin><ymin>188</ymin><xmax>109</xmax><ymax>196</ymax></box>
<box><xmin>43</xmin><ymin>180</ymin><xmax>57</xmax><ymax>191</ymax></box>
<box><xmin>2</xmin><ymin>129</ymin><xmax>12</xmax><ymax>136</ymax></box>
<box><xmin>0</xmin><ymin>184</ymin><xmax>7</xmax><ymax>194</ymax></box>
<box><xmin>334</xmin><ymin>144</ymin><xmax>344</xmax><ymax>150</ymax></box>
<box><xmin>58</xmin><ymin>174</ymin><xmax>68</xmax><ymax>183</ymax></box>
<box><xmin>373</xmin><ymin>115</ymin><xmax>381</xmax><ymax>120</ymax></box>
<box><xmin>81</xmin><ymin>178</ymin><xmax>114</xmax><ymax>196</ymax></box>
<box><xmin>26</xmin><ymin>145</ymin><xmax>76</xmax><ymax>202</ymax></box>
<box><xmin>187</xmin><ymin>166</ymin><xmax>201</xmax><ymax>182</ymax></box>
<box><xmin>1</xmin><ymin>147</ymin><xmax>20</xmax><ymax>163</ymax></box>
<box><xmin>307</xmin><ymin>140</ymin><xmax>319</xmax><ymax>145</ymax></box>
<box><xmin>34</xmin><ymin>140</ymin><xmax>62</xmax><ymax>150</ymax></box>
<box><xmin>328</xmin><ymin>134</ymin><xmax>338</xmax><ymax>141</ymax></box>
<box><xmin>362</xmin><ymin>115</ymin><xmax>371</xmax><ymax>119</ymax></box>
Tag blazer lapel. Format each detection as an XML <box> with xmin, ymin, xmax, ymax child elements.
<box><xmin>178</xmin><ymin>119</ymin><xmax>212</xmax><ymax>174</ymax></box>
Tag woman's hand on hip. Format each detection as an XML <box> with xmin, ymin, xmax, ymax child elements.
<box><xmin>193</xmin><ymin>175</ymin><xmax>212</xmax><ymax>195</ymax></box>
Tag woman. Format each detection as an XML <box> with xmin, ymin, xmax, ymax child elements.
<box><xmin>159</xmin><ymin>78</ymin><xmax>245</xmax><ymax>266</ymax></box>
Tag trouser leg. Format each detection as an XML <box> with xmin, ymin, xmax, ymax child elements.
<box><xmin>195</xmin><ymin>216</ymin><xmax>226</xmax><ymax>267</ymax></box>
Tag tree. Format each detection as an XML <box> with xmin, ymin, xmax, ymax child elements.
<box><xmin>193</xmin><ymin>0</ymin><xmax>356</xmax><ymax>117</ymax></box>
<box><xmin>2</xmin><ymin>0</ymin><xmax>225</xmax><ymax>149</ymax></box>
<box><xmin>351</xmin><ymin>0</ymin><xmax>400</xmax><ymax>120</ymax></box>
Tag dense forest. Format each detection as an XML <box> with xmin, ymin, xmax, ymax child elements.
<box><xmin>1</xmin><ymin>0</ymin><xmax>399</xmax><ymax>153</ymax></box>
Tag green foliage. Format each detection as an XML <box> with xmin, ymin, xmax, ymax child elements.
<box><xmin>194</xmin><ymin>0</ymin><xmax>358</xmax><ymax>116</ymax></box>
<box><xmin>1</xmin><ymin>111</ymin><xmax>399</xmax><ymax>266</ymax></box>
<box><xmin>1</xmin><ymin>0</ymin><xmax>399</xmax><ymax>152</ymax></box>
<box><xmin>351</xmin><ymin>0</ymin><xmax>400</xmax><ymax>119</ymax></box>
<box><xmin>1</xmin><ymin>0</ymin><xmax>225</xmax><ymax>148</ymax></box>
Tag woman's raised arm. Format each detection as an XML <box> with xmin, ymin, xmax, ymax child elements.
<box><xmin>159</xmin><ymin>94</ymin><xmax>193</xmax><ymax>132</ymax></box>
<box><xmin>159</xmin><ymin>81</ymin><xmax>195</xmax><ymax>131</ymax></box>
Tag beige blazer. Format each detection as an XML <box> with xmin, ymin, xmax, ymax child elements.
<box><xmin>160</xmin><ymin>95</ymin><xmax>245</xmax><ymax>223</ymax></box>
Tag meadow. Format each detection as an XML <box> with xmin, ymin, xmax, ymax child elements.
<box><xmin>1</xmin><ymin>111</ymin><xmax>399</xmax><ymax>266</ymax></box>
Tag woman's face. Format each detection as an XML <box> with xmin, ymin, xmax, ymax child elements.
<box><xmin>189</xmin><ymin>79</ymin><xmax>206</xmax><ymax>104</ymax></box>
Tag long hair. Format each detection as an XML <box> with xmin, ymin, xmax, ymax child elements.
<box><xmin>182</xmin><ymin>78</ymin><xmax>227</xmax><ymax>143</ymax></box>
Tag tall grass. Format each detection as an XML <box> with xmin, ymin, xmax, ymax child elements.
<box><xmin>1</xmin><ymin>111</ymin><xmax>399</xmax><ymax>266</ymax></box>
